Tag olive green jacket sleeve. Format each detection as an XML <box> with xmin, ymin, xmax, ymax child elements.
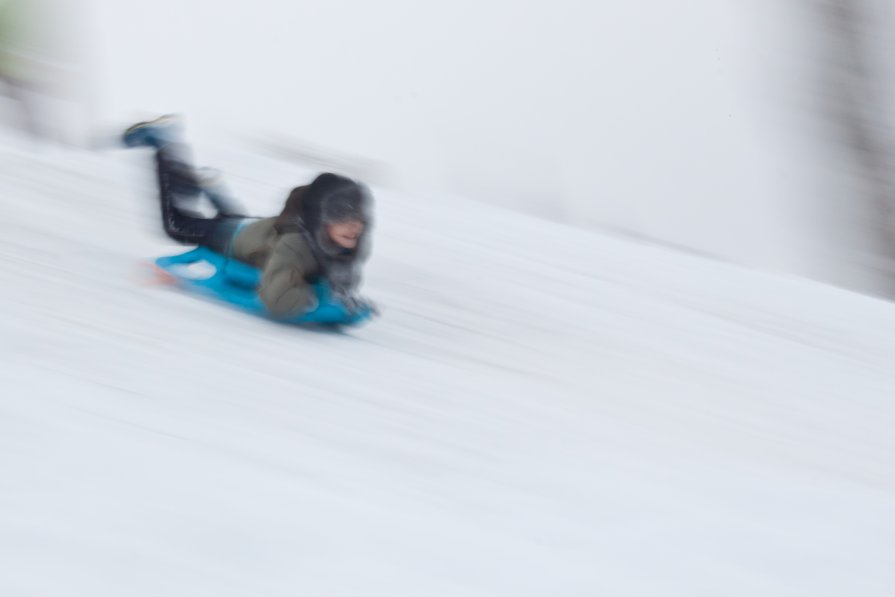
<box><xmin>258</xmin><ymin>232</ymin><xmax>318</xmax><ymax>319</ymax></box>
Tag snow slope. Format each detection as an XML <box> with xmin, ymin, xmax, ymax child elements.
<box><xmin>1</xmin><ymin>137</ymin><xmax>895</xmax><ymax>596</ymax></box>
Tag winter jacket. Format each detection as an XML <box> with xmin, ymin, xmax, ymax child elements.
<box><xmin>228</xmin><ymin>173</ymin><xmax>373</xmax><ymax>319</ymax></box>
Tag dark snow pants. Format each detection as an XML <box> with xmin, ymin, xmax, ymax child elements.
<box><xmin>154</xmin><ymin>144</ymin><xmax>246</xmax><ymax>254</ymax></box>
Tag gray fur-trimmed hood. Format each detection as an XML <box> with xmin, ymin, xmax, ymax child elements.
<box><xmin>273</xmin><ymin>173</ymin><xmax>373</xmax><ymax>295</ymax></box>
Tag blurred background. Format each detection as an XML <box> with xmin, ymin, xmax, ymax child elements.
<box><xmin>5</xmin><ymin>4</ymin><xmax>895</xmax><ymax>595</ymax></box>
<box><xmin>3</xmin><ymin>0</ymin><xmax>895</xmax><ymax>296</ymax></box>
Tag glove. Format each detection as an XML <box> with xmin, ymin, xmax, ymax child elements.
<box><xmin>335</xmin><ymin>293</ymin><xmax>377</xmax><ymax>316</ymax></box>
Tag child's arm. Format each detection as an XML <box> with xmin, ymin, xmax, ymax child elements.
<box><xmin>258</xmin><ymin>232</ymin><xmax>318</xmax><ymax>319</ymax></box>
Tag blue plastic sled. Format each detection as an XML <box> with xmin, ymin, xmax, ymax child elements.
<box><xmin>154</xmin><ymin>247</ymin><xmax>373</xmax><ymax>326</ymax></box>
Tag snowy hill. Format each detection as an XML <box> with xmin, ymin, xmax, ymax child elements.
<box><xmin>1</xmin><ymin>138</ymin><xmax>895</xmax><ymax>596</ymax></box>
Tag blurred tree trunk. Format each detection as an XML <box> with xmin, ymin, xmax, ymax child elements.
<box><xmin>816</xmin><ymin>0</ymin><xmax>895</xmax><ymax>295</ymax></box>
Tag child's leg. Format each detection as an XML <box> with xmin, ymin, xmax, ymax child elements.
<box><xmin>125</xmin><ymin>116</ymin><xmax>246</xmax><ymax>249</ymax></box>
<box><xmin>154</xmin><ymin>143</ymin><xmax>218</xmax><ymax>245</ymax></box>
<box><xmin>153</xmin><ymin>146</ymin><xmax>247</xmax><ymax>253</ymax></box>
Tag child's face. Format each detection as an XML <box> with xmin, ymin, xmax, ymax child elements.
<box><xmin>327</xmin><ymin>220</ymin><xmax>365</xmax><ymax>249</ymax></box>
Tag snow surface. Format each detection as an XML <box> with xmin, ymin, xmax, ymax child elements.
<box><xmin>2</xmin><ymin>136</ymin><xmax>895</xmax><ymax>596</ymax></box>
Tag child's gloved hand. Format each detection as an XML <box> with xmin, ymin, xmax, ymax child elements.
<box><xmin>337</xmin><ymin>294</ymin><xmax>378</xmax><ymax>316</ymax></box>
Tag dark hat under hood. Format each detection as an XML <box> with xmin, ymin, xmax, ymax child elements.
<box><xmin>277</xmin><ymin>173</ymin><xmax>371</xmax><ymax>232</ymax></box>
